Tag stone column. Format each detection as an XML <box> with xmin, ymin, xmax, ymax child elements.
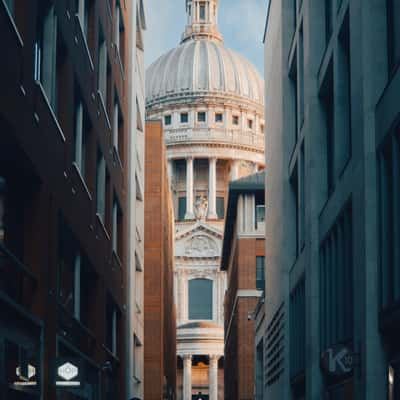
<box><xmin>179</xmin><ymin>273</ymin><xmax>186</xmax><ymax>322</ymax></box>
<box><xmin>167</xmin><ymin>159</ymin><xmax>173</xmax><ymax>182</ymax></box>
<box><xmin>208</xmin><ymin>157</ymin><xmax>218</xmax><ymax>219</ymax></box>
<box><xmin>253</xmin><ymin>162</ymin><xmax>259</xmax><ymax>174</ymax></box>
<box><xmin>231</xmin><ymin>159</ymin><xmax>240</xmax><ymax>181</ymax></box>
<box><xmin>183</xmin><ymin>354</ymin><xmax>192</xmax><ymax>400</ymax></box>
<box><xmin>209</xmin><ymin>355</ymin><xmax>219</xmax><ymax>400</ymax></box>
<box><xmin>185</xmin><ymin>157</ymin><xmax>194</xmax><ymax>219</ymax></box>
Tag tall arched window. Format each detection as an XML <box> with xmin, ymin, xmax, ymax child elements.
<box><xmin>189</xmin><ymin>279</ymin><xmax>213</xmax><ymax>320</ymax></box>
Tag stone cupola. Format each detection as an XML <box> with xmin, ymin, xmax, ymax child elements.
<box><xmin>181</xmin><ymin>0</ymin><xmax>223</xmax><ymax>44</ymax></box>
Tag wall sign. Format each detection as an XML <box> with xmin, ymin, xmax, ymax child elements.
<box><xmin>320</xmin><ymin>345</ymin><xmax>359</xmax><ymax>377</ymax></box>
<box><xmin>14</xmin><ymin>364</ymin><xmax>38</xmax><ymax>387</ymax></box>
<box><xmin>53</xmin><ymin>358</ymin><xmax>84</xmax><ymax>388</ymax></box>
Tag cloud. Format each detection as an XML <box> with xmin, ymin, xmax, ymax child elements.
<box><xmin>144</xmin><ymin>0</ymin><xmax>267</xmax><ymax>74</ymax></box>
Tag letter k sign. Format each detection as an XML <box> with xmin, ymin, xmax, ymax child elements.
<box><xmin>327</xmin><ymin>348</ymin><xmax>352</xmax><ymax>374</ymax></box>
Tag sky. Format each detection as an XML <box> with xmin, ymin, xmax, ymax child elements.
<box><xmin>144</xmin><ymin>0</ymin><xmax>267</xmax><ymax>75</ymax></box>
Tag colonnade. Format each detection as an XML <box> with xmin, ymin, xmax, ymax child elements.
<box><xmin>182</xmin><ymin>354</ymin><xmax>220</xmax><ymax>400</ymax></box>
<box><xmin>168</xmin><ymin>158</ymin><xmax>259</xmax><ymax>221</ymax></box>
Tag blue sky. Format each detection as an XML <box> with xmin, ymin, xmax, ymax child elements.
<box><xmin>144</xmin><ymin>0</ymin><xmax>267</xmax><ymax>74</ymax></box>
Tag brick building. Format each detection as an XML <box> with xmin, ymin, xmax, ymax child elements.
<box><xmin>0</xmin><ymin>0</ymin><xmax>145</xmax><ymax>398</ymax></box>
<box><xmin>221</xmin><ymin>172</ymin><xmax>265</xmax><ymax>400</ymax></box>
<box><xmin>144</xmin><ymin>120</ymin><xmax>177</xmax><ymax>400</ymax></box>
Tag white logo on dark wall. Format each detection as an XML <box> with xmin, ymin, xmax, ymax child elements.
<box><xmin>56</xmin><ymin>361</ymin><xmax>81</xmax><ymax>387</ymax></box>
<box><xmin>14</xmin><ymin>364</ymin><xmax>38</xmax><ymax>387</ymax></box>
<box><xmin>58</xmin><ymin>362</ymin><xmax>78</xmax><ymax>381</ymax></box>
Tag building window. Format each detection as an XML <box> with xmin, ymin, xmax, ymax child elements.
<box><xmin>215</xmin><ymin>113</ymin><xmax>223</xmax><ymax>123</ymax></box>
<box><xmin>232</xmin><ymin>115</ymin><xmax>239</xmax><ymax>126</ymax></box>
<box><xmin>164</xmin><ymin>115</ymin><xmax>172</xmax><ymax>126</ymax></box>
<box><xmin>4</xmin><ymin>0</ymin><xmax>14</xmax><ymax>16</ymax></box>
<box><xmin>58</xmin><ymin>220</ymin><xmax>95</xmax><ymax>326</ymax></box>
<box><xmin>133</xmin><ymin>335</ymin><xmax>142</xmax><ymax>382</ymax></box>
<box><xmin>387</xmin><ymin>0</ymin><xmax>400</xmax><ymax>74</ymax></box>
<box><xmin>290</xmin><ymin>151</ymin><xmax>305</xmax><ymax>257</ymax></box>
<box><xmin>255</xmin><ymin>191</ymin><xmax>265</xmax><ymax>230</ymax></box>
<box><xmin>256</xmin><ymin>205</ymin><xmax>265</xmax><ymax>227</ymax></box>
<box><xmin>216</xmin><ymin>196</ymin><xmax>224</xmax><ymax>219</ymax></box>
<box><xmin>1</xmin><ymin>335</ymin><xmax>42</xmax><ymax>396</ymax></box>
<box><xmin>112</xmin><ymin>194</ymin><xmax>123</xmax><ymax>258</ymax></box>
<box><xmin>113</xmin><ymin>96</ymin><xmax>124</xmax><ymax>163</ymax></box>
<box><xmin>320</xmin><ymin>203</ymin><xmax>353</xmax><ymax>351</ymax></box>
<box><xmin>197</xmin><ymin>111</ymin><xmax>206</xmax><ymax>123</ymax></box>
<box><xmin>298</xmin><ymin>26</ymin><xmax>305</xmax><ymax>128</ymax></box>
<box><xmin>106</xmin><ymin>296</ymin><xmax>118</xmax><ymax>356</ymax></box>
<box><xmin>255</xmin><ymin>340</ymin><xmax>264</xmax><ymax>400</ymax></box>
<box><xmin>76</xmin><ymin>0</ymin><xmax>92</xmax><ymax>39</ymax></box>
<box><xmin>73</xmin><ymin>91</ymin><xmax>89</xmax><ymax>178</ymax></box>
<box><xmin>96</xmin><ymin>151</ymin><xmax>106</xmax><ymax>221</ymax></box>
<box><xmin>290</xmin><ymin>277</ymin><xmax>305</xmax><ymax>382</ymax></box>
<box><xmin>98</xmin><ymin>28</ymin><xmax>108</xmax><ymax>104</ymax></box>
<box><xmin>180</xmin><ymin>112</ymin><xmax>189</xmax><ymax>124</ymax></box>
<box><xmin>378</xmin><ymin>130</ymin><xmax>400</xmax><ymax>309</ymax></box>
<box><xmin>299</xmin><ymin>143</ymin><xmax>305</xmax><ymax>249</ymax></box>
<box><xmin>34</xmin><ymin>3</ymin><xmax>57</xmax><ymax>107</ymax></box>
<box><xmin>58</xmin><ymin>223</ymin><xmax>78</xmax><ymax>318</ymax></box>
<box><xmin>337</xmin><ymin>13</ymin><xmax>352</xmax><ymax>173</ymax></box>
<box><xmin>289</xmin><ymin>54</ymin><xmax>298</xmax><ymax>146</ymax></box>
<box><xmin>320</xmin><ymin>61</ymin><xmax>335</xmax><ymax>195</ymax></box>
<box><xmin>256</xmin><ymin>256</ymin><xmax>265</xmax><ymax>292</ymax></box>
<box><xmin>115</xmin><ymin>0</ymin><xmax>125</xmax><ymax>67</ymax></box>
<box><xmin>189</xmin><ymin>279</ymin><xmax>213</xmax><ymax>320</ymax></box>
<box><xmin>199</xmin><ymin>2</ymin><xmax>206</xmax><ymax>20</ymax></box>
<box><xmin>260</xmin><ymin>123</ymin><xmax>265</xmax><ymax>133</ymax></box>
<box><xmin>248</xmin><ymin>119</ymin><xmax>253</xmax><ymax>129</ymax></box>
<box><xmin>325</xmin><ymin>0</ymin><xmax>334</xmax><ymax>45</ymax></box>
<box><xmin>178</xmin><ymin>197</ymin><xmax>187</xmax><ymax>221</ymax></box>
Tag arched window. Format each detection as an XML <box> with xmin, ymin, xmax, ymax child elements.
<box><xmin>189</xmin><ymin>279</ymin><xmax>213</xmax><ymax>320</ymax></box>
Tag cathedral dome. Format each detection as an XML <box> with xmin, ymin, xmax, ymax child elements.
<box><xmin>146</xmin><ymin>40</ymin><xmax>264</xmax><ymax>107</ymax></box>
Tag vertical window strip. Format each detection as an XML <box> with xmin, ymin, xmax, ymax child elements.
<box><xmin>298</xmin><ymin>26</ymin><xmax>305</xmax><ymax>129</ymax></box>
<box><xmin>299</xmin><ymin>143</ymin><xmax>305</xmax><ymax>249</ymax></box>
<box><xmin>320</xmin><ymin>203</ymin><xmax>353</xmax><ymax>349</ymax></box>
<box><xmin>73</xmin><ymin>253</ymin><xmax>81</xmax><ymax>320</ymax></box>
<box><xmin>96</xmin><ymin>152</ymin><xmax>106</xmax><ymax>220</ymax></box>
<box><xmin>112</xmin><ymin>196</ymin><xmax>118</xmax><ymax>253</ymax></box>
<box><xmin>74</xmin><ymin>100</ymin><xmax>84</xmax><ymax>170</ymax></box>
<box><xmin>337</xmin><ymin>14</ymin><xmax>352</xmax><ymax>173</ymax></box>
<box><xmin>98</xmin><ymin>30</ymin><xmax>107</xmax><ymax>102</ymax></box>
<box><xmin>391</xmin><ymin>134</ymin><xmax>400</xmax><ymax>302</ymax></box>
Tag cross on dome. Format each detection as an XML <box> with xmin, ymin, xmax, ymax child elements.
<box><xmin>181</xmin><ymin>0</ymin><xmax>223</xmax><ymax>44</ymax></box>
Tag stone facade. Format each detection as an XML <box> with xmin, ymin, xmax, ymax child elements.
<box><xmin>263</xmin><ymin>0</ymin><xmax>400</xmax><ymax>399</ymax></box>
<box><xmin>146</xmin><ymin>1</ymin><xmax>265</xmax><ymax>398</ymax></box>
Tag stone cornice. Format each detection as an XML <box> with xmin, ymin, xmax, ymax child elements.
<box><xmin>146</xmin><ymin>90</ymin><xmax>264</xmax><ymax>114</ymax></box>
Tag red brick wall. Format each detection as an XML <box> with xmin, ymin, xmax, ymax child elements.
<box><xmin>224</xmin><ymin>236</ymin><xmax>265</xmax><ymax>400</ymax></box>
<box><xmin>144</xmin><ymin>120</ymin><xmax>177</xmax><ymax>399</ymax></box>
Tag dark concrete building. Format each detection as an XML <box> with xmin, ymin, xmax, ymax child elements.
<box><xmin>221</xmin><ymin>172</ymin><xmax>265</xmax><ymax>400</ymax></box>
<box><xmin>0</xmin><ymin>0</ymin><xmax>143</xmax><ymax>398</ymax></box>
<box><xmin>263</xmin><ymin>0</ymin><xmax>400</xmax><ymax>399</ymax></box>
<box><xmin>144</xmin><ymin>120</ymin><xmax>177</xmax><ymax>400</ymax></box>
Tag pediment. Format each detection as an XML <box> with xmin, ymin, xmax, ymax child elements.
<box><xmin>175</xmin><ymin>222</ymin><xmax>222</xmax><ymax>259</ymax></box>
<box><xmin>175</xmin><ymin>221</ymin><xmax>223</xmax><ymax>241</ymax></box>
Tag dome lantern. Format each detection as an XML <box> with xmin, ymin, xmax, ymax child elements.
<box><xmin>181</xmin><ymin>0</ymin><xmax>223</xmax><ymax>44</ymax></box>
